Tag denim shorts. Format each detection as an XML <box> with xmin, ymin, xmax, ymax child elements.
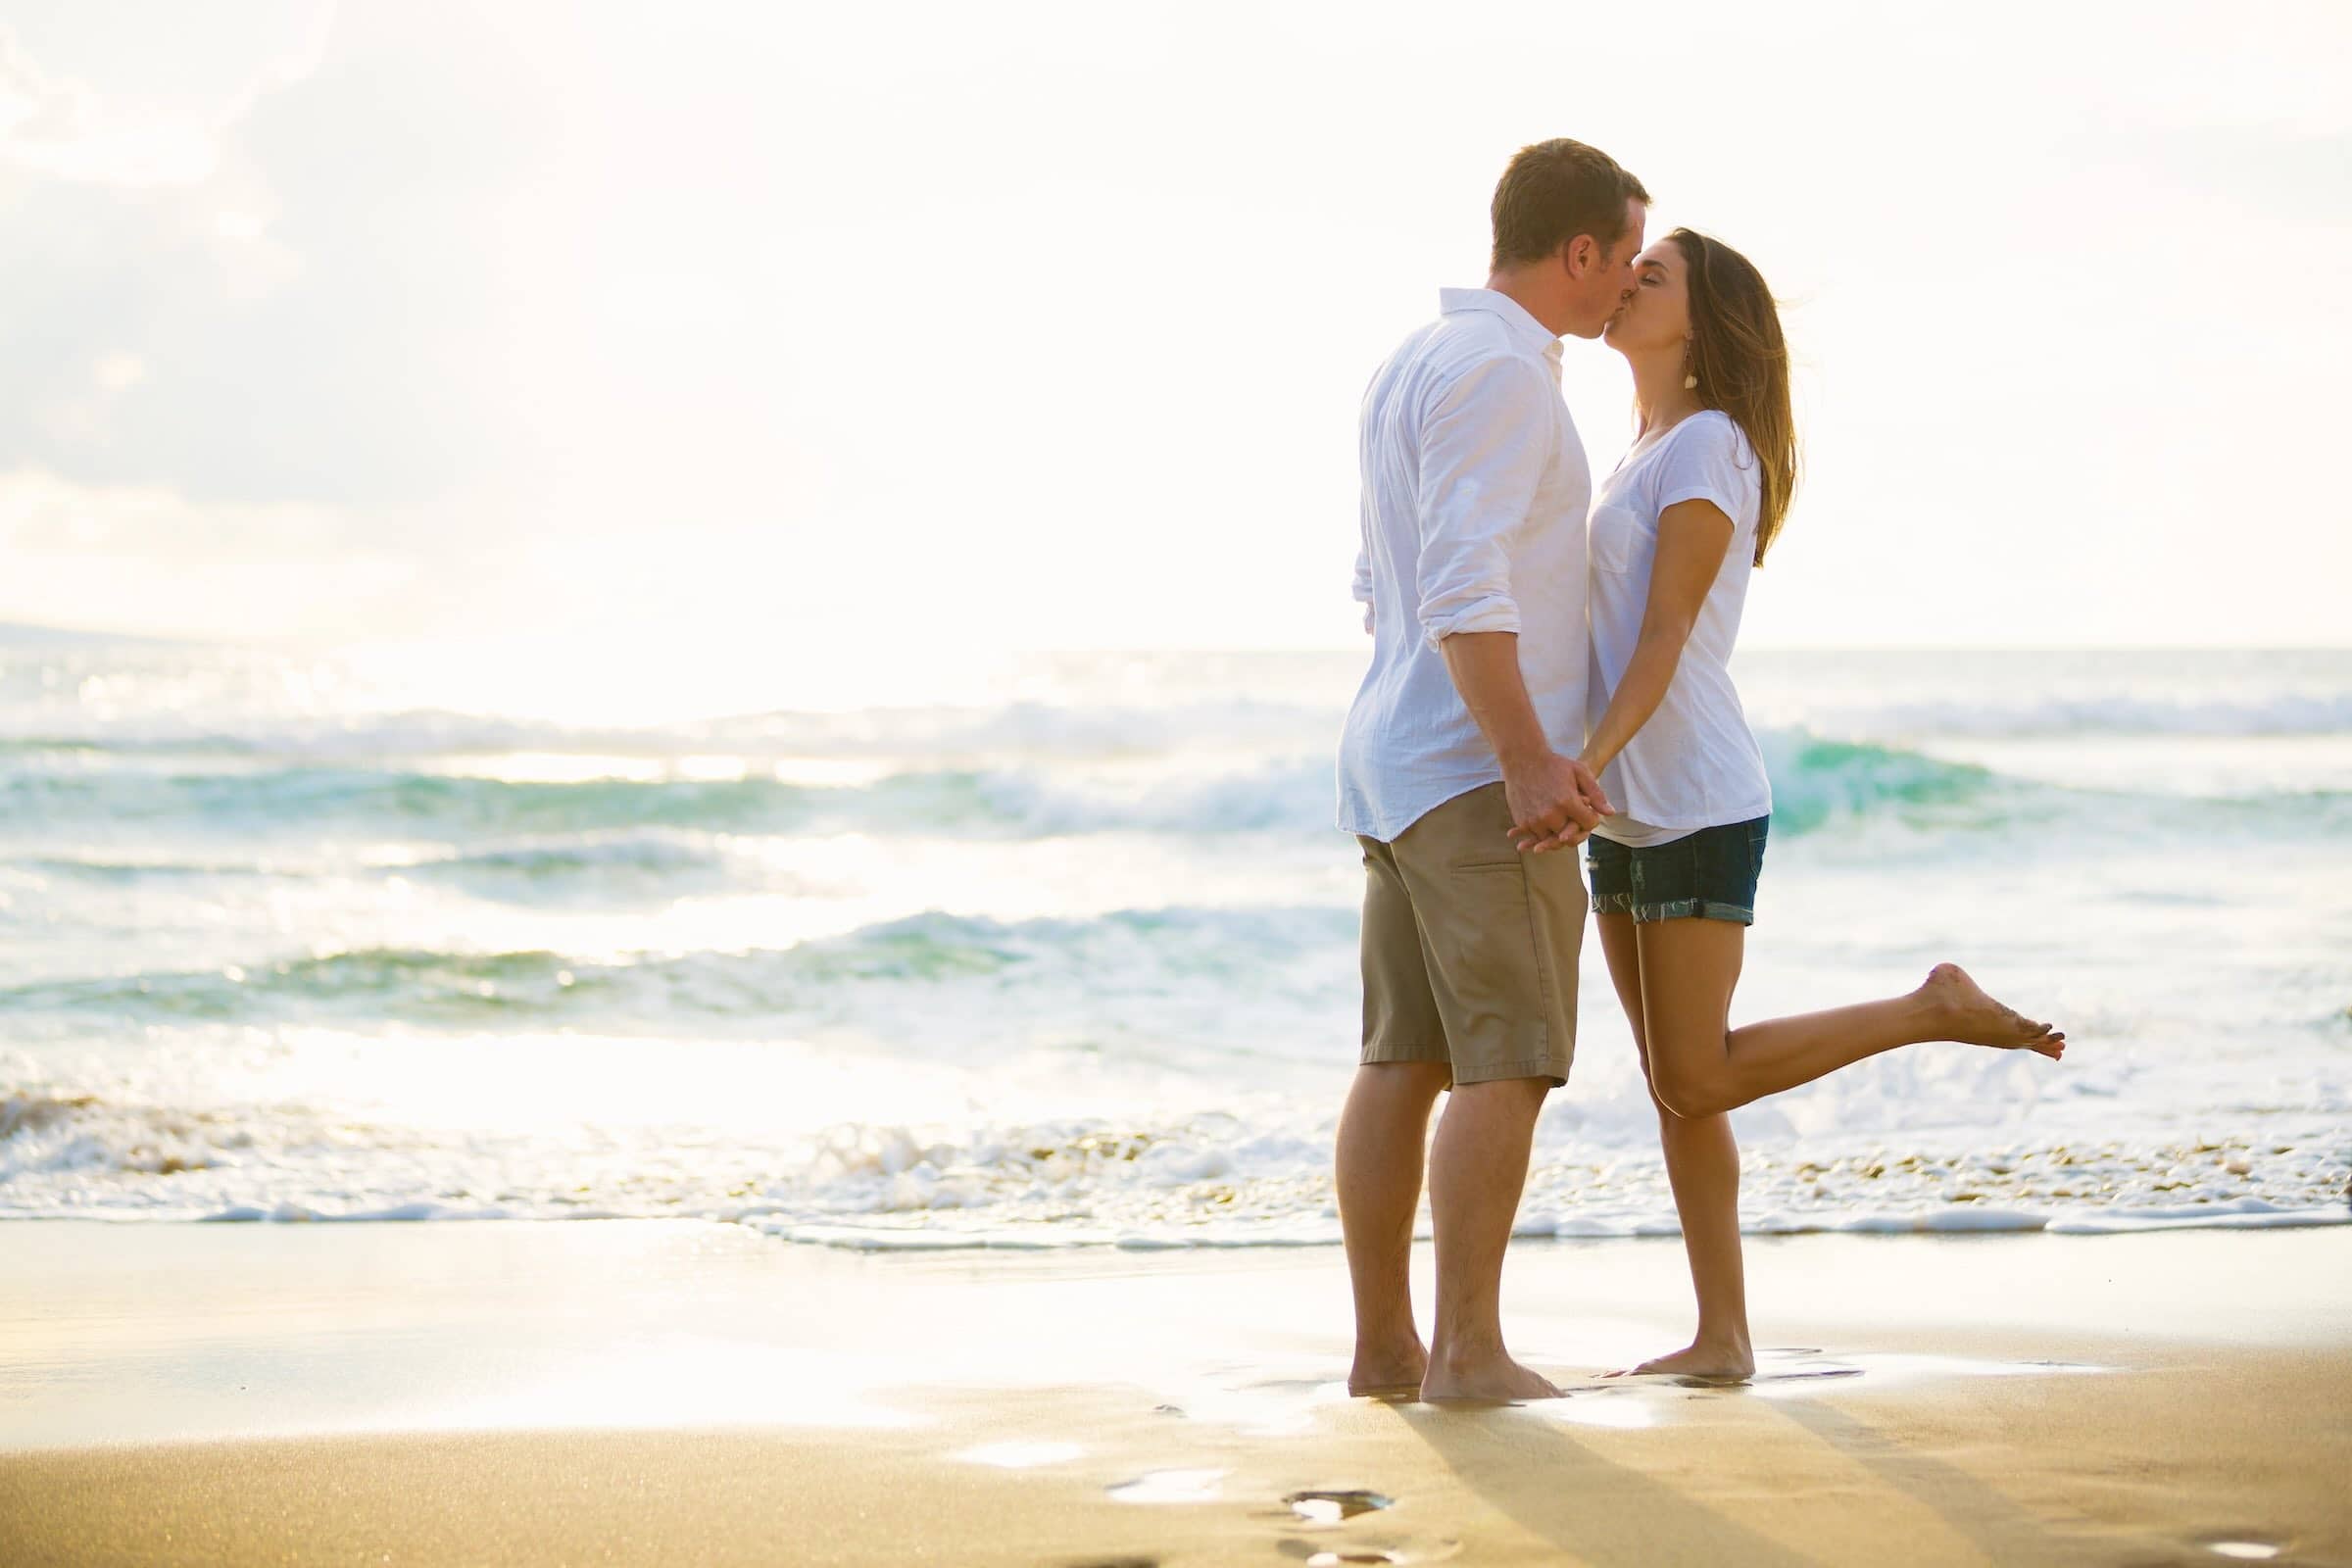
<box><xmin>1586</xmin><ymin>814</ymin><xmax>1769</xmax><ymax>925</ymax></box>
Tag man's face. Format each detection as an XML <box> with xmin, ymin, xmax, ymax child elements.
<box><xmin>1600</xmin><ymin>237</ymin><xmax>1690</xmax><ymax>355</ymax></box>
<box><xmin>1560</xmin><ymin>198</ymin><xmax>1648</xmax><ymax>339</ymax></box>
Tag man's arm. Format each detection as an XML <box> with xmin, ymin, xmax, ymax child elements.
<box><xmin>1444</xmin><ymin>631</ymin><xmax>1611</xmax><ymax>847</ymax></box>
<box><xmin>1352</xmin><ymin>541</ymin><xmax>1375</xmax><ymax>634</ymax></box>
<box><xmin>1414</xmin><ymin>358</ymin><xmax>1609</xmax><ymax>845</ymax></box>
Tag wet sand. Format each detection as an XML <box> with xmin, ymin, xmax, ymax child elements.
<box><xmin>3</xmin><ymin>1221</ymin><xmax>2348</xmax><ymax>1566</ymax></box>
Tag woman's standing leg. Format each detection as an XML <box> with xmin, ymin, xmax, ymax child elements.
<box><xmin>1594</xmin><ymin>911</ymin><xmax>1754</xmax><ymax>1379</ymax></box>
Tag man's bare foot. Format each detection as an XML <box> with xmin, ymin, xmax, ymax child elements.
<box><xmin>1420</xmin><ymin>1345</ymin><xmax>1562</xmax><ymax>1402</ymax></box>
<box><xmin>1600</xmin><ymin>1339</ymin><xmax>1756</xmax><ymax>1383</ymax></box>
<box><xmin>1348</xmin><ymin>1337</ymin><xmax>1429</xmax><ymax>1396</ymax></box>
<box><xmin>1919</xmin><ymin>962</ymin><xmax>2066</xmax><ymax>1059</ymax></box>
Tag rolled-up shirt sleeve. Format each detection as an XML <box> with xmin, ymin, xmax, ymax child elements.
<box><xmin>1413</xmin><ymin>356</ymin><xmax>1552</xmax><ymax>648</ymax></box>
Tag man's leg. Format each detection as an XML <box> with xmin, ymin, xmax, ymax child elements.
<box><xmin>1421</xmin><ymin>1074</ymin><xmax>1559</xmax><ymax>1400</ymax></box>
<box><xmin>1336</xmin><ymin>1059</ymin><xmax>1450</xmax><ymax>1394</ymax></box>
<box><xmin>1344</xmin><ymin>834</ymin><xmax>1452</xmax><ymax>1394</ymax></box>
<box><xmin>1387</xmin><ymin>782</ymin><xmax>1583</xmax><ymax>1403</ymax></box>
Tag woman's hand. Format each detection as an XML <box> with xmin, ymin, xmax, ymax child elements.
<box><xmin>1503</xmin><ymin>751</ymin><xmax>1615</xmax><ymax>852</ymax></box>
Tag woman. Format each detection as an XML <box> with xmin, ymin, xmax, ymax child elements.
<box><xmin>1517</xmin><ymin>228</ymin><xmax>2066</xmax><ymax>1380</ymax></box>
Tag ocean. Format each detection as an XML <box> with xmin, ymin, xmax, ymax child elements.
<box><xmin>2</xmin><ymin>633</ymin><xmax>2346</xmax><ymax>1249</ymax></box>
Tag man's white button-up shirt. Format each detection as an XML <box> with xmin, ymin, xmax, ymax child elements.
<box><xmin>1336</xmin><ymin>287</ymin><xmax>1592</xmax><ymax>842</ymax></box>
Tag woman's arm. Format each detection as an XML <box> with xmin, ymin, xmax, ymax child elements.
<box><xmin>1583</xmin><ymin>497</ymin><xmax>1734</xmax><ymax>776</ymax></box>
<box><xmin>1516</xmin><ymin>496</ymin><xmax>1734</xmax><ymax>853</ymax></box>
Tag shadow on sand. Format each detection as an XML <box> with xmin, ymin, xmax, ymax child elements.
<box><xmin>1391</xmin><ymin>1376</ymin><xmax>2221</xmax><ymax>1568</ymax></box>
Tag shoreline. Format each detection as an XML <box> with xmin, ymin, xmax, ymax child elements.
<box><xmin>6</xmin><ymin>1200</ymin><xmax>2348</xmax><ymax>1235</ymax></box>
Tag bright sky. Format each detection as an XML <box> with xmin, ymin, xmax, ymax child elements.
<box><xmin>2</xmin><ymin>1</ymin><xmax>2347</xmax><ymax>699</ymax></box>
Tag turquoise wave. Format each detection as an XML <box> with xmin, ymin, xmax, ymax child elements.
<box><xmin>9</xmin><ymin>838</ymin><xmax>731</xmax><ymax>903</ymax></box>
<box><xmin>2</xmin><ymin>733</ymin><xmax>2343</xmax><ymax>847</ymax></box>
<box><xmin>0</xmin><ymin>760</ymin><xmax>1331</xmax><ymax>840</ymax></box>
<box><xmin>0</xmin><ymin>906</ymin><xmax>1358</xmax><ymax>1030</ymax></box>
<box><xmin>1761</xmin><ymin>734</ymin><xmax>2004</xmax><ymax>835</ymax></box>
<box><xmin>0</xmin><ymin>765</ymin><xmax>1065</xmax><ymax>840</ymax></box>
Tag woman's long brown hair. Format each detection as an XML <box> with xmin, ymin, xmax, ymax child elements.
<box><xmin>1671</xmin><ymin>227</ymin><xmax>1798</xmax><ymax>564</ymax></box>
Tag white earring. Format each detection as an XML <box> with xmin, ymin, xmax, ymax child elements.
<box><xmin>1683</xmin><ymin>340</ymin><xmax>1697</xmax><ymax>390</ymax></box>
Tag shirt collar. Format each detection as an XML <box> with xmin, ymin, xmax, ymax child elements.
<box><xmin>1439</xmin><ymin>286</ymin><xmax>1563</xmax><ymax>361</ymax></box>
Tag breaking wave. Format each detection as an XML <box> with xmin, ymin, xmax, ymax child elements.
<box><xmin>4</xmin><ymin>1088</ymin><xmax>2343</xmax><ymax>1246</ymax></box>
<box><xmin>6</xmin><ymin>734</ymin><xmax>2345</xmax><ymax>845</ymax></box>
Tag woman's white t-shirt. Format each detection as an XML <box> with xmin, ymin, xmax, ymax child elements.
<box><xmin>1586</xmin><ymin>409</ymin><xmax>1773</xmax><ymax>847</ymax></box>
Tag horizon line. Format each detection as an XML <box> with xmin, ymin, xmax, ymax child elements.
<box><xmin>1</xmin><ymin>620</ymin><xmax>2348</xmax><ymax>659</ymax></box>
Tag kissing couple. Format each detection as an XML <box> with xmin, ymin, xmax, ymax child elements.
<box><xmin>1333</xmin><ymin>137</ymin><xmax>2065</xmax><ymax>1401</ymax></box>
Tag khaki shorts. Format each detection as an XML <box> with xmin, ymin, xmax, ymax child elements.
<box><xmin>1356</xmin><ymin>780</ymin><xmax>1587</xmax><ymax>1089</ymax></box>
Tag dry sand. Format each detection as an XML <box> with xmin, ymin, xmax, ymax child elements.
<box><xmin>3</xmin><ymin>1220</ymin><xmax>2347</xmax><ymax>1566</ymax></box>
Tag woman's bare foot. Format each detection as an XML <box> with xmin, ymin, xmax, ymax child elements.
<box><xmin>1919</xmin><ymin>962</ymin><xmax>2065</xmax><ymax>1059</ymax></box>
<box><xmin>1420</xmin><ymin>1344</ymin><xmax>1562</xmax><ymax>1402</ymax></box>
<box><xmin>1600</xmin><ymin>1338</ymin><xmax>1756</xmax><ymax>1383</ymax></box>
<box><xmin>1348</xmin><ymin>1337</ymin><xmax>1429</xmax><ymax>1396</ymax></box>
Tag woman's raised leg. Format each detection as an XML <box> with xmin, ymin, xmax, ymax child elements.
<box><xmin>1636</xmin><ymin>920</ymin><xmax>2063</xmax><ymax>1121</ymax></box>
<box><xmin>1595</xmin><ymin>911</ymin><xmax>1753</xmax><ymax>1379</ymax></box>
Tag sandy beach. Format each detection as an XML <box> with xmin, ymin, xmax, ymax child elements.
<box><xmin>3</xmin><ymin>1221</ymin><xmax>2348</xmax><ymax>1566</ymax></box>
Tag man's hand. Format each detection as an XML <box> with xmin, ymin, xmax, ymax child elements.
<box><xmin>1433</xmin><ymin>632</ymin><xmax>1607</xmax><ymax>853</ymax></box>
<box><xmin>1502</xmin><ymin>752</ymin><xmax>1613</xmax><ymax>854</ymax></box>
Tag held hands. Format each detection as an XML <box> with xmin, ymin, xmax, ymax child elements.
<box><xmin>1503</xmin><ymin>752</ymin><xmax>1614</xmax><ymax>855</ymax></box>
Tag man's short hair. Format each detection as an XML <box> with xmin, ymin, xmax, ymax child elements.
<box><xmin>1490</xmin><ymin>139</ymin><xmax>1651</xmax><ymax>270</ymax></box>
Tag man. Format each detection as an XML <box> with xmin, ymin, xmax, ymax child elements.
<box><xmin>1334</xmin><ymin>138</ymin><xmax>1649</xmax><ymax>1402</ymax></box>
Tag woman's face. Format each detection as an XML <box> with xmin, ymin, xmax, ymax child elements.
<box><xmin>1600</xmin><ymin>238</ymin><xmax>1691</xmax><ymax>358</ymax></box>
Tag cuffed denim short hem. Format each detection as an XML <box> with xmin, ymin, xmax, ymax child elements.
<box><xmin>1589</xmin><ymin>891</ymin><xmax>1755</xmax><ymax>926</ymax></box>
<box><xmin>1586</xmin><ymin>814</ymin><xmax>1769</xmax><ymax>928</ymax></box>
